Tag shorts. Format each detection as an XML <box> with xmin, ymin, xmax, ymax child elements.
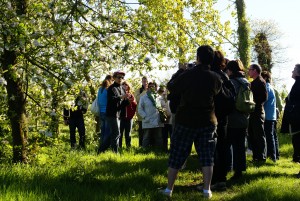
<box><xmin>168</xmin><ymin>123</ymin><xmax>217</xmax><ymax>169</ymax></box>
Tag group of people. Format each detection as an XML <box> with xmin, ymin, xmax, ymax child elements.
<box><xmin>159</xmin><ymin>45</ymin><xmax>300</xmax><ymax>199</ymax></box>
<box><xmin>62</xmin><ymin>44</ymin><xmax>300</xmax><ymax>199</ymax></box>
<box><xmin>95</xmin><ymin>71</ymin><xmax>173</xmax><ymax>153</ymax></box>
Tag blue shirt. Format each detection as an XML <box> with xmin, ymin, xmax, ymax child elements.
<box><xmin>264</xmin><ymin>83</ymin><xmax>277</xmax><ymax>120</ymax></box>
<box><xmin>97</xmin><ymin>87</ymin><xmax>108</xmax><ymax>113</ymax></box>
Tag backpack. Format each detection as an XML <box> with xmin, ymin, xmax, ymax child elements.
<box><xmin>215</xmin><ymin>79</ymin><xmax>236</xmax><ymax>118</ymax></box>
<box><xmin>235</xmin><ymin>79</ymin><xmax>255</xmax><ymax>113</ymax></box>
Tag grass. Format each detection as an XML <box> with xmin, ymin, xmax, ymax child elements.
<box><xmin>0</xmin><ymin>132</ymin><xmax>300</xmax><ymax>201</ymax></box>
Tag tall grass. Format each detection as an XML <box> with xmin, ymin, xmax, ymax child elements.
<box><xmin>0</xmin><ymin>132</ymin><xmax>299</xmax><ymax>201</ymax></box>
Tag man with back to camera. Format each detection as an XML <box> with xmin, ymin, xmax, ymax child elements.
<box><xmin>159</xmin><ymin>45</ymin><xmax>222</xmax><ymax>199</ymax></box>
<box><xmin>248</xmin><ymin>64</ymin><xmax>268</xmax><ymax>163</ymax></box>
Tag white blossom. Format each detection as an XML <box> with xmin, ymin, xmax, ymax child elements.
<box><xmin>33</xmin><ymin>40</ymin><xmax>41</xmax><ymax>47</ymax></box>
<box><xmin>50</xmin><ymin>110</ymin><xmax>56</xmax><ymax>116</ymax></box>
<box><xmin>0</xmin><ymin>77</ymin><xmax>7</xmax><ymax>85</ymax></box>
<box><xmin>46</xmin><ymin>29</ymin><xmax>55</xmax><ymax>36</ymax></box>
<box><xmin>45</xmin><ymin>131</ymin><xmax>53</xmax><ymax>137</ymax></box>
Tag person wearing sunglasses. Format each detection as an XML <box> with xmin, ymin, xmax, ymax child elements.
<box><xmin>105</xmin><ymin>70</ymin><xmax>130</xmax><ymax>153</ymax></box>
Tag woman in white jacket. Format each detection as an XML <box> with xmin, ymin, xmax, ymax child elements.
<box><xmin>138</xmin><ymin>82</ymin><xmax>164</xmax><ymax>148</ymax></box>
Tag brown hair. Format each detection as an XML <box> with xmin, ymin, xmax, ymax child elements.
<box><xmin>226</xmin><ymin>59</ymin><xmax>244</xmax><ymax>73</ymax></box>
<box><xmin>101</xmin><ymin>75</ymin><xmax>113</xmax><ymax>89</ymax></box>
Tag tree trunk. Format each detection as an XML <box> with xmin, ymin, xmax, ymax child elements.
<box><xmin>0</xmin><ymin>0</ymin><xmax>28</xmax><ymax>163</ymax></box>
<box><xmin>236</xmin><ymin>0</ymin><xmax>251</xmax><ymax>68</ymax></box>
<box><xmin>2</xmin><ymin>49</ymin><xmax>27</xmax><ymax>163</ymax></box>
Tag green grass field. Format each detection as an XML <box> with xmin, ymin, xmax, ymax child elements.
<box><xmin>1</xmin><ymin>131</ymin><xmax>300</xmax><ymax>201</ymax></box>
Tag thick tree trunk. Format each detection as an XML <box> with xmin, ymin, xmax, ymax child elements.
<box><xmin>2</xmin><ymin>49</ymin><xmax>27</xmax><ymax>163</ymax></box>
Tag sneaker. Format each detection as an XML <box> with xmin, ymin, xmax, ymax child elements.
<box><xmin>158</xmin><ymin>188</ymin><xmax>172</xmax><ymax>197</ymax></box>
<box><xmin>203</xmin><ymin>191</ymin><xmax>212</xmax><ymax>199</ymax></box>
<box><xmin>211</xmin><ymin>182</ymin><xmax>226</xmax><ymax>191</ymax></box>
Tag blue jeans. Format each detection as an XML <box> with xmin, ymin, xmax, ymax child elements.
<box><xmin>264</xmin><ymin>120</ymin><xmax>277</xmax><ymax>160</ymax></box>
<box><xmin>120</xmin><ymin>119</ymin><xmax>133</xmax><ymax>148</ymax></box>
<box><xmin>69</xmin><ymin>117</ymin><xmax>85</xmax><ymax>148</ymax></box>
<box><xmin>107</xmin><ymin>117</ymin><xmax>121</xmax><ymax>153</ymax></box>
<box><xmin>98</xmin><ymin>112</ymin><xmax>111</xmax><ymax>153</ymax></box>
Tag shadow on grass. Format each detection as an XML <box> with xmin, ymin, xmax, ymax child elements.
<box><xmin>0</xmin><ymin>153</ymin><xmax>172</xmax><ymax>201</ymax></box>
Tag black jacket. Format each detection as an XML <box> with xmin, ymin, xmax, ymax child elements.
<box><xmin>251</xmin><ymin>75</ymin><xmax>268</xmax><ymax>114</ymax></box>
<box><xmin>63</xmin><ymin>96</ymin><xmax>87</xmax><ymax>120</ymax></box>
<box><xmin>281</xmin><ymin>76</ymin><xmax>300</xmax><ymax>133</ymax></box>
<box><xmin>106</xmin><ymin>82</ymin><xmax>130</xmax><ymax>118</ymax></box>
<box><xmin>167</xmin><ymin>64</ymin><xmax>221</xmax><ymax>128</ymax></box>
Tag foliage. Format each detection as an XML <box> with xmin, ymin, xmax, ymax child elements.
<box><xmin>251</xmin><ymin>19</ymin><xmax>287</xmax><ymax>73</ymax></box>
<box><xmin>0</xmin><ymin>0</ymin><xmax>231</xmax><ymax>162</ymax></box>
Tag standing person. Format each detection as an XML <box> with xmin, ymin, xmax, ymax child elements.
<box><xmin>105</xmin><ymin>70</ymin><xmax>130</xmax><ymax>153</ymax></box>
<box><xmin>158</xmin><ymin>86</ymin><xmax>172</xmax><ymax>152</ymax></box>
<box><xmin>226</xmin><ymin>60</ymin><xmax>250</xmax><ymax>179</ymax></box>
<box><xmin>248</xmin><ymin>64</ymin><xmax>268</xmax><ymax>163</ymax></box>
<box><xmin>261</xmin><ymin>71</ymin><xmax>278</xmax><ymax>162</ymax></box>
<box><xmin>209</xmin><ymin>50</ymin><xmax>235</xmax><ymax>190</ymax></box>
<box><xmin>160</xmin><ymin>45</ymin><xmax>221</xmax><ymax>199</ymax></box>
<box><xmin>138</xmin><ymin>82</ymin><xmax>164</xmax><ymax>149</ymax></box>
<box><xmin>134</xmin><ymin>76</ymin><xmax>148</xmax><ymax>147</ymax></box>
<box><xmin>281</xmin><ymin>64</ymin><xmax>300</xmax><ymax>173</ymax></box>
<box><xmin>97</xmin><ymin>75</ymin><xmax>114</xmax><ymax>154</ymax></box>
<box><xmin>63</xmin><ymin>90</ymin><xmax>88</xmax><ymax>149</ymax></box>
<box><xmin>119</xmin><ymin>81</ymin><xmax>137</xmax><ymax>148</ymax></box>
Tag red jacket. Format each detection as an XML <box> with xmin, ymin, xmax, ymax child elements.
<box><xmin>122</xmin><ymin>93</ymin><xmax>137</xmax><ymax>120</ymax></box>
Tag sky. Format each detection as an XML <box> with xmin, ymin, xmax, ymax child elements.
<box><xmin>215</xmin><ymin>0</ymin><xmax>299</xmax><ymax>91</ymax></box>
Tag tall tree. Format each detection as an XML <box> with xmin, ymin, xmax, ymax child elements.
<box><xmin>235</xmin><ymin>0</ymin><xmax>251</xmax><ymax>68</ymax></box>
<box><xmin>251</xmin><ymin>19</ymin><xmax>285</xmax><ymax>72</ymax></box>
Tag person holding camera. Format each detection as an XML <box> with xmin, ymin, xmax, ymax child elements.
<box><xmin>63</xmin><ymin>91</ymin><xmax>88</xmax><ymax>149</ymax></box>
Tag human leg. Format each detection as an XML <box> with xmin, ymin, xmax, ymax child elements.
<box><xmin>194</xmin><ymin>125</ymin><xmax>217</xmax><ymax>194</ymax></box>
<box><xmin>228</xmin><ymin>127</ymin><xmax>247</xmax><ymax>176</ymax></box>
<box><xmin>98</xmin><ymin>113</ymin><xmax>111</xmax><ymax>153</ymax></box>
<box><xmin>138</xmin><ymin>121</ymin><xmax>143</xmax><ymax>147</ymax></box>
<box><xmin>264</xmin><ymin>120</ymin><xmax>276</xmax><ymax>161</ymax></box>
<box><xmin>124</xmin><ymin>119</ymin><xmax>132</xmax><ymax>147</ymax></box>
<box><xmin>119</xmin><ymin>119</ymin><xmax>125</xmax><ymax>148</ymax></box>
<box><xmin>292</xmin><ymin>133</ymin><xmax>300</xmax><ymax>162</ymax></box>
<box><xmin>107</xmin><ymin>117</ymin><xmax>120</xmax><ymax>153</ymax></box>
<box><xmin>248</xmin><ymin>113</ymin><xmax>266</xmax><ymax>161</ymax></box>
<box><xmin>77</xmin><ymin>117</ymin><xmax>86</xmax><ymax>149</ymax></box>
<box><xmin>68</xmin><ymin>118</ymin><xmax>76</xmax><ymax>148</ymax></box>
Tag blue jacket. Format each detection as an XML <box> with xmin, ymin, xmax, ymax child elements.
<box><xmin>97</xmin><ymin>87</ymin><xmax>108</xmax><ymax>113</ymax></box>
<box><xmin>264</xmin><ymin>83</ymin><xmax>277</xmax><ymax>121</ymax></box>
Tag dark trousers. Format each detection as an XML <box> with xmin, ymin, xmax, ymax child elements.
<box><xmin>162</xmin><ymin>124</ymin><xmax>172</xmax><ymax>151</ymax></box>
<box><xmin>292</xmin><ymin>133</ymin><xmax>300</xmax><ymax>162</ymax></box>
<box><xmin>107</xmin><ymin>117</ymin><xmax>120</xmax><ymax>153</ymax></box>
<box><xmin>274</xmin><ymin>121</ymin><xmax>280</xmax><ymax>159</ymax></box>
<box><xmin>264</xmin><ymin>120</ymin><xmax>277</xmax><ymax>160</ymax></box>
<box><xmin>212</xmin><ymin>120</ymin><xmax>231</xmax><ymax>183</ymax></box>
<box><xmin>248</xmin><ymin>113</ymin><xmax>267</xmax><ymax>161</ymax></box>
<box><xmin>120</xmin><ymin>119</ymin><xmax>133</xmax><ymax>148</ymax></box>
<box><xmin>69</xmin><ymin>117</ymin><xmax>85</xmax><ymax>148</ymax></box>
<box><xmin>138</xmin><ymin>121</ymin><xmax>144</xmax><ymax>147</ymax></box>
<box><xmin>227</xmin><ymin>127</ymin><xmax>247</xmax><ymax>173</ymax></box>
